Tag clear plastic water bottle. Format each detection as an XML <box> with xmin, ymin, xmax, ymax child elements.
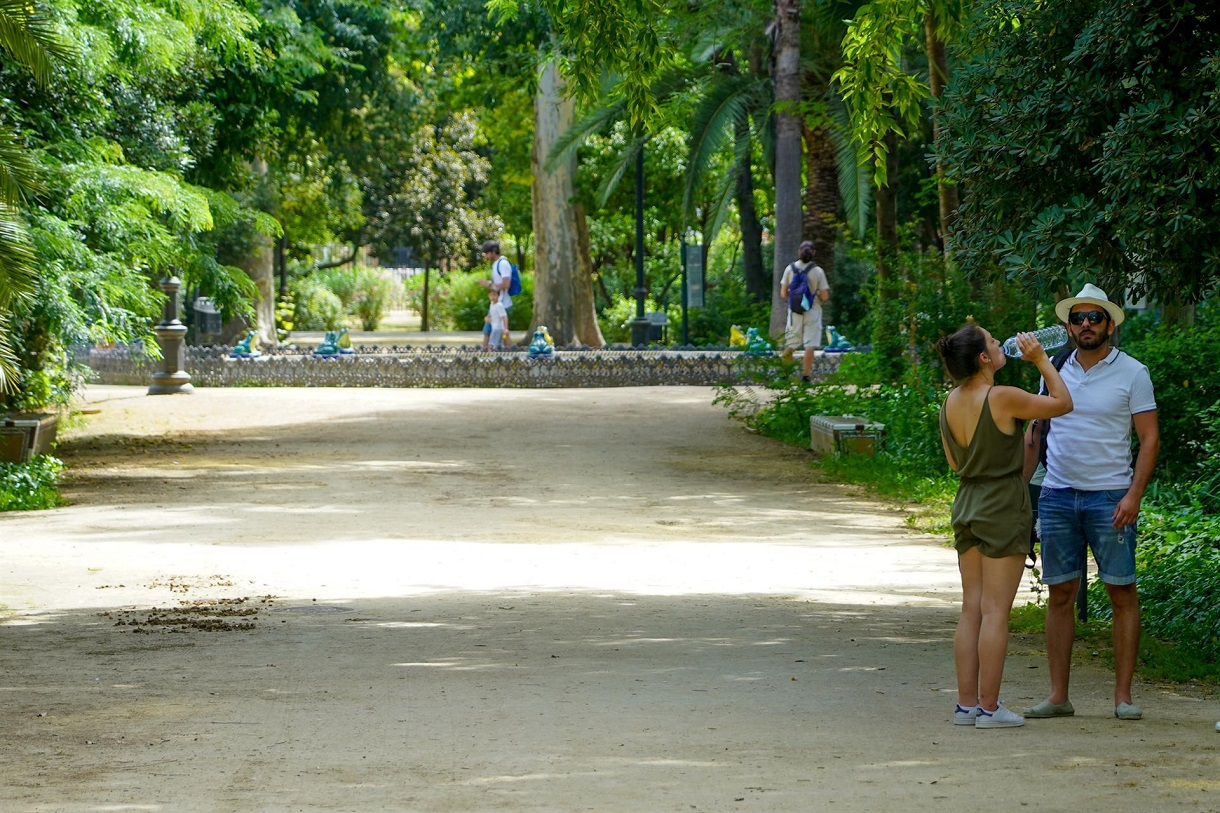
<box><xmin>1001</xmin><ymin>324</ymin><xmax>1068</xmax><ymax>358</ymax></box>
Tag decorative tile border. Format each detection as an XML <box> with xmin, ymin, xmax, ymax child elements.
<box><xmin>74</xmin><ymin>344</ymin><xmax>843</xmax><ymax>388</ymax></box>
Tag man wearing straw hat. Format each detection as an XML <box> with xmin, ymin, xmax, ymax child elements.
<box><xmin>1025</xmin><ymin>283</ymin><xmax>1159</xmax><ymax>722</ymax></box>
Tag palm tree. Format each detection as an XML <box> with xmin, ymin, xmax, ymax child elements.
<box><xmin>0</xmin><ymin>0</ymin><xmax>72</xmax><ymax>393</ymax></box>
<box><xmin>681</xmin><ymin>50</ymin><xmax>771</xmax><ymax>303</ymax></box>
<box><xmin>770</xmin><ymin>0</ymin><xmax>802</xmax><ymax>338</ymax></box>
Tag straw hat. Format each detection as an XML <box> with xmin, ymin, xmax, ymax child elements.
<box><xmin>1054</xmin><ymin>283</ymin><xmax>1125</xmax><ymax>327</ymax></box>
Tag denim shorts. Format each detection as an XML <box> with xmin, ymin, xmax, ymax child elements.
<box><xmin>1038</xmin><ymin>487</ymin><xmax>1137</xmax><ymax>586</ymax></box>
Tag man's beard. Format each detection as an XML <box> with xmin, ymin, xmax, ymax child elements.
<box><xmin>1074</xmin><ymin>329</ymin><xmax>1109</xmax><ymax>350</ymax></box>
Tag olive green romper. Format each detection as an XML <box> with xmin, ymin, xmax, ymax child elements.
<box><xmin>939</xmin><ymin>389</ymin><xmax>1031</xmax><ymax>558</ymax></box>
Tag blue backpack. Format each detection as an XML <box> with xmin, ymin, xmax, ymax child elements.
<box><xmin>787</xmin><ymin>262</ymin><xmax>813</xmax><ymax>314</ymax></box>
<box><xmin>508</xmin><ymin>262</ymin><xmax>522</xmax><ymax>297</ymax></box>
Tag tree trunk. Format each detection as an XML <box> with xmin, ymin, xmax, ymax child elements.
<box><xmin>802</xmin><ymin>122</ymin><xmax>841</xmax><ymax>281</ymax></box>
<box><xmin>235</xmin><ymin>158</ymin><xmax>277</xmax><ymax>348</ymax></box>
<box><xmin>735</xmin><ymin>118</ymin><xmax>767</xmax><ymax>303</ymax></box>
<box><xmin>924</xmin><ymin>11</ymin><xmax>958</xmax><ymax>249</ymax></box>
<box><xmin>1161</xmin><ymin>301</ymin><xmax>1195</xmax><ymax>326</ymax></box>
<box><xmin>769</xmin><ymin>0</ymin><xmax>802</xmax><ymax>339</ymax></box>
<box><xmin>532</xmin><ymin>52</ymin><xmax>605</xmax><ymax>347</ymax></box>
<box><xmin>873</xmin><ymin>131</ymin><xmax>904</xmax><ymax>381</ymax></box>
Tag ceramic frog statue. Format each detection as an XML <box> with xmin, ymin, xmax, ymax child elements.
<box><xmin>528</xmin><ymin>326</ymin><xmax>554</xmax><ymax>356</ymax></box>
<box><xmin>229</xmin><ymin>330</ymin><xmax>261</xmax><ymax>358</ymax></box>
<box><xmin>744</xmin><ymin>327</ymin><xmax>773</xmax><ymax>356</ymax></box>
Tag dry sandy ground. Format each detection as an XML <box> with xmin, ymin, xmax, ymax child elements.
<box><xmin>0</xmin><ymin>385</ymin><xmax>1216</xmax><ymax>813</ymax></box>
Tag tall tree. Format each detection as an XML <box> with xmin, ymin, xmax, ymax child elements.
<box><xmin>941</xmin><ymin>0</ymin><xmax>1220</xmax><ymax>305</ymax></box>
<box><xmin>361</xmin><ymin>112</ymin><xmax>503</xmax><ymax>330</ymax></box>
<box><xmin>683</xmin><ymin>44</ymin><xmax>771</xmax><ymax>305</ymax></box>
<box><xmin>532</xmin><ymin>54</ymin><xmax>603</xmax><ymax>345</ymax></box>
<box><xmin>0</xmin><ymin>0</ymin><xmax>71</xmax><ymax>392</ymax></box>
<box><xmin>799</xmin><ymin>3</ymin><xmax>857</xmax><ymax>295</ymax></box>
<box><xmin>0</xmin><ymin>0</ymin><xmax>278</xmax><ymax>409</ymax></box>
<box><xmin>923</xmin><ymin>6</ymin><xmax>957</xmax><ymax>247</ymax></box>
<box><xmin>833</xmin><ymin>0</ymin><xmax>941</xmax><ymax>378</ymax></box>
<box><xmin>769</xmin><ymin>0</ymin><xmax>802</xmax><ymax>338</ymax></box>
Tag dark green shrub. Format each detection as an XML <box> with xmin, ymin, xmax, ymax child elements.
<box><xmin>349</xmin><ymin>268</ymin><xmax>395</xmax><ymax>331</ymax></box>
<box><xmin>0</xmin><ymin>455</ymin><xmax>65</xmax><ymax>512</ymax></box>
<box><xmin>449</xmin><ymin>272</ymin><xmax>488</xmax><ymax>330</ymax></box>
<box><xmin>449</xmin><ymin>270</ymin><xmax>534</xmax><ymax>333</ymax></box>
<box><xmin>402</xmin><ymin>271</ymin><xmax>452</xmax><ymax>329</ymax></box>
<box><xmin>684</xmin><ymin>271</ymin><xmax>770</xmax><ymax>347</ymax></box>
<box><xmin>312</xmin><ymin>266</ymin><xmax>396</xmax><ymax>331</ymax></box>
<box><xmin>1086</xmin><ymin>494</ymin><xmax>1220</xmax><ymax>662</ymax></box>
<box><xmin>291</xmin><ymin>277</ymin><xmax>345</xmax><ymax>331</ymax></box>
<box><xmin>1120</xmin><ymin>305</ymin><xmax>1220</xmax><ymax>484</ymax></box>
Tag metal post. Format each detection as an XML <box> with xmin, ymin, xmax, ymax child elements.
<box><xmin>630</xmin><ymin>146</ymin><xmax>650</xmax><ymax>346</ymax></box>
<box><xmin>148</xmin><ymin>276</ymin><xmax>193</xmax><ymax>395</ymax></box>
<box><xmin>277</xmin><ymin>233</ymin><xmax>288</xmax><ymax>299</ymax></box>
<box><xmin>680</xmin><ymin>237</ymin><xmax>689</xmax><ymax>346</ymax></box>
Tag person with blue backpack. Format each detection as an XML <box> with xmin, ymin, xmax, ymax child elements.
<box><xmin>479</xmin><ymin>240</ymin><xmax>521</xmax><ymax>349</ymax></box>
<box><xmin>779</xmin><ymin>241</ymin><xmax>830</xmax><ymax>382</ymax></box>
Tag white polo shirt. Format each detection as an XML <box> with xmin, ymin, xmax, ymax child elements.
<box><xmin>1042</xmin><ymin>347</ymin><xmax>1156</xmax><ymax>491</ymax></box>
<box><xmin>491</xmin><ymin>256</ymin><xmax>513</xmax><ymax>310</ymax></box>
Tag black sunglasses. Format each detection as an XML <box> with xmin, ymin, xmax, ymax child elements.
<box><xmin>1068</xmin><ymin>310</ymin><xmax>1108</xmax><ymax>326</ymax></box>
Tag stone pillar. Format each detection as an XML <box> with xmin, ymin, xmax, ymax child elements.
<box><xmin>148</xmin><ymin>276</ymin><xmax>193</xmax><ymax>395</ymax></box>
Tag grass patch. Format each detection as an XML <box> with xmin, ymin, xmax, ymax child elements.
<box><xmin>819</xmin><ymin>452</ymin><xmax>956</xmax><ymax>536</ymax></box>
<box><xmin>1008</xmin><ymin>600</ymin><xmax>1220</xmax><ymax>684</ymax></box>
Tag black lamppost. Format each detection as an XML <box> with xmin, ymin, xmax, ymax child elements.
<box><xmin>148</xmin><ymin>275</ymin><xmax>193</xmax><ymax>395</ymax></box>
<box><xmin>630</xmin><ymin>146</ymin><xmax>651</xmax><ymax>347</ymax></box>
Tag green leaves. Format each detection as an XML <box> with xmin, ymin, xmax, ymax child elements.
<box><xmin>0</xmin><ymin>0</ymin><xmax>75</xmax><ymax>86</ymax></box>
<box><xmin>940</xmin><ymin>0</ymin><xmax>1220</xmax><ymax>303</ymax></box>
<box><xmin>0</xmin><ymin>454</ymin><xmax>65</xmax><ymax>512</ymax></box>
<box><xmin>832</xmin><ymin>1</ymin><xmax>932</xmax><ymax>189</ymax></box>
<box><xmin>489</xmin><ymin>0</ymin><xmax>674</xmax><ymax>132</ymax></box>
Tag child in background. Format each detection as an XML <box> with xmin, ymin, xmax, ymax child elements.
<box><xmin>486</xmin><ymin>288</ymin><xmax>509</xmax><ymax>350</ymax></box>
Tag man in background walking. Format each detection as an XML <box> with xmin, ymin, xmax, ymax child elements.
<box><xmin>779</xmin><ymin>240</ymin><xmax>830</xmax><ymax>383</ymax></box>
<box><xmin>479</xmin><ymin>240</ymin><xmax>513</xmax><ymax>350</ymax></box>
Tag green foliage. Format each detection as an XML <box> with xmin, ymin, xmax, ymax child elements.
<box><xmin>401</xmin><ymin>271</ymin><xmax>453</xmax><ymax>331</ymax></box>
<box><xmin>1119</xmin><ymin>306</ymin><xmax>1220</xmax><ymax>491</ymax></box>
<box><xmin>597</xmin><ymin>294</ymin><xmax>681</xmax><ymax>346</ymax></box>
<box><xmin>312</xmin><ymin>266</ymin><xmax>395</xmax><ymax>331</ymax></box>
<box><xmin>684</xmin><ymin>269</ymin><xmax>770</xmax><ymax>347</ymax></box>
<box><xmin>445</xmin><ymin>272</ymin><xmax>489</xmax><ymax>332</ymax></box>
<box><xmin>0</xmin><ymin>0</ymin><xmax>275</xmax><ymax>407</ymax></box>
<box><xmin>290</xmin><ymin>276</ymin><xmax>344</xmax><ymax>331</ymax></box>
<box><xmin>487</xmin><ymin>0</ymin><xmax>672</xmax><ymax>133</ymax></box>
<box><xmin>833</xmin><ymin>1</ymin><xmax>935</xmax><ymax>189</ymax></box>
<box><xmin>580</xmin><ymin>124</ymin><xmax>691</xmax><ymax>310</ymax></box>
<box><xmin>941</xmin><ymin>0</ymin><xmax>1220</xmax><ymax>304</ymax></box>
<box><xmin>1103</xmin><ymin>495</ymin><xmax>1220</xmax><ymax>662</ymax></box>
<box><xmin>0</xmin><ymin>455</ymin><xmax>64</xmax><ymax>512</ymax></box>
<box><xmin>835</xmin><ymin>223</ymin><xmax>1036</xmax><ymax>387</ymax></box>
<box><xmin>446</xmin><ymin>270</ymin><xmax>535</xmax><ymax>333</ymax></box>
<box><xmin>361</xmin><ymin>112</ymin><xmax>503</xmax><ymax>273</ymax></box>
<box><xmin>0</xmin><ymin>0</ymin><xmax>73</xmax><ymax>392</ymax></box>
<box><xmin>348</xmin><ymin>270</ymin><xmax>395</xmax><ymax>332</ymax></box>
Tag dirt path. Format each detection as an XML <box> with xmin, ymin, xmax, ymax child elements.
<box><xmin>0</xmin><ymin>385</ymin><xmax>1215</xmax><ymax>812</ymax></box>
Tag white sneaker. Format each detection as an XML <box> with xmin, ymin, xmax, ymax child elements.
<box><xmin>975</xmin><ymin>702</ymin><xmax>1025</xmax><ymax>729</ymax></box>
<box><xmin>954</xmin><ymin>704</ymin><xmax>981</xmax><ymax>726</ymax></box>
